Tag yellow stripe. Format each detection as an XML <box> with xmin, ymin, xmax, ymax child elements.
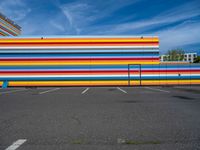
<box><xmin>0</xmin><ymin>38</ymin><xmax>159</xmax><ymax>43</ymax></box>
<box><xmin>2</xmin><ymin>79</ymin><xmax>200</xmax><ymax>87</ymax></box>
<box><xmin>140</xmin><ymin>80</ymin><xmax>200</xmax><ymax>85</ymax></box>
<box><xmin>8</xmin><ymin>81</ymin><xmax>128</xmax><ymax>86</ymax></box>
<box><xmin>0</xmin><ymin>31</ymin><xmax>8</xmax><ymax>36</ymax></box>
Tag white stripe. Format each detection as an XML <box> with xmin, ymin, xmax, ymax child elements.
<box><xmin>1</xmin><ymin>74</ymin><xmax>196</xmax><ymax>78</ymax></box>
<box><xmin>141</xmin><ymin>74</ymin><xmax>186</xmax><ymax>76</ymax></box>
<box><xmin>39</xmin><ymin>88</ymin><xmax>60</xmax><ymax>94</ymax></box>
<box><xmin>0</xmin><ymin>74</ymin><xmax>196</xmax><ymax>78</ymax></box>
<box><xmin>81</xmin><ymin>88</ymin><xmax>89</xmax><ymax>94</ymax></box>
<box><xmin>117</xmin><ymin>87</ymin><xmax>127</xmax><ymax>94</ymax></box>
<box><xmin>5</xmin><ymin>139</ymin><xmax>27</xmax><ymax>150</ymax></box>
<box><xmin>0</xmin><ymin>74</ymin><xmax>195</xmax><ymax>77</ymax></box>
<box><xmin>0</xmin><ymin>46</ymin><xmax>159</xmax><ymax>50</ymax></box>
<box><xmin>144</xmin><ymin>87</ymin><xmax>170</xmax><ymax>93</ymax></box>
<box><xmin>0</xmin><ymin>50</ymin><xmax>159</xmax><ymax>53</ymax></box>
<box><xmin>0</xmin><ymin>89</ymin><xmax>26</xmax><ymax>95</ymax></box>
<box><xmin>130</xmin><ymin>74</ymin><xmax>197</xmax><ymax>77</ymax></box>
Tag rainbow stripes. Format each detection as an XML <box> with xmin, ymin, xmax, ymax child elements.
<box><xmin>128</xmin><ymin>64</ymin><xmax>200</xmax><ymax>86</ymax></box>
<box><xmin>0</xmin><ymin>36</ymin><xmax>199</xmax><ymax>87</ymax></box>
<box><xmin>0</xmin><ymin>64</ymin><xmax>199</xmax><ymax>86</ymax></box>
<box><xmin>0</xmin><ymin>36</ymin><xmax>160</xmax><ymax>65</ymax></box>
<box><xmin>0</xmin><ymin>13</ymin><xmax>21</xmax><ymax>36</ymax></box>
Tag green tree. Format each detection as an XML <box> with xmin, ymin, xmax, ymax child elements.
<box><xmin>194</xmin><ymin>56</ymin><xmax>200</xmax><ymax>63</ymax></box>
<box><xmin>167</xmin><ymin>49</ymin><xmax>184</xmax><ymax>61</ymax></box>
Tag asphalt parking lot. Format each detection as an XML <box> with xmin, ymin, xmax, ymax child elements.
<box><xmin>0</xmin><ymin>86</ymin><xmax>200</xmax><ymax>150</ymax></box>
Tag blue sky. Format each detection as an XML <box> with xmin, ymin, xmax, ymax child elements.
<box><xmin>0</xmin><ymin>0</ymin><xmax>200</xmax><ymax>54</ymax></box>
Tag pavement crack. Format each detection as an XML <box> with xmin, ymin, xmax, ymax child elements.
<box><xmin>71</xmin><ymin>116</ymin><xmax>81</xmax><ymax>125</ymax></box>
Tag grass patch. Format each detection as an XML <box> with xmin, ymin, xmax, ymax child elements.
<box><xmin>71</xmin><ymin>139</ymin><xmax>85</xmax><ymax>144</ymax></box>
<box><xmin>125</xmin><ymin>140</ymin><xmax>161</xmax><ymax>145</ymax></box>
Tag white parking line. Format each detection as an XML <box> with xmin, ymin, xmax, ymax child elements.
<box><xmin>0</xmin><ymin>89</ymin><xmax>26</xmax><ymax>95</ymax></box>
<box><xmin>117</xmin><ymin>87</ymin><xmax>127</xmax><ymax>94</ymax></box>
<box><xmin>144</xmin><ymin>87</ymin><xmax>170</xmax><ymax>93</ymax></box>
<box><xmin>5</xmin><ymin>139</ymin><xmax>27</xmax><ymax>150</ymax></box>
<box><xmin>81</xmin><ymin>88</ymin><xmax>89</xmax><ymax>94</ymax></box>
<box><xmin>39</xmin><ymin>88</ymin><xmax>60</xmax><ymax>94</ymax></box>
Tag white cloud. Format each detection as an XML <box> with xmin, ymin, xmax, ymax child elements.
<box><xmin>20</xmin><ymin>14</ymin><xmax>74</xmax><ymax>35</ymax></box>
<box><xmin>50</xmin><ymin>20</ymin><xmax>65</xmax><ymax>32</ymax></box>
<box><xmin>78</xmin><ymin>1</ymin><xmax>200</xmax><ymax>53</ymax></box>
<box><xmin>0</xmin><ymin>0</ymin><xmax>31</xmax><ymax>21</ymax></box>
<box><xmin>59</xmin><ymin>0</ymin><xmax>141</xmax><ymax>34</ymax></box>
<box><xmin>0</xmin><ymin>0</ymin><xmax>199</xmax><ymax>54</ymax></box>
<box><xmin>60</xmin><ymin>2</ymin><xmax>98</xmax><ymax>34</ymax></box>
<box><xmin>156</xmin><ymin>21</ymin><xmax>200</xmax><ymax>54</ymax></box>
<box><xmin>86</xmin><ymin>1</ymin><xmax>200</xmax><ymax>34</ymax></box>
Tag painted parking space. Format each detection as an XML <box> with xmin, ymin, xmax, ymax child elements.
<box><xmin>0</xmin><ymin>86</ymin><xmax>197</xmax><ymax>98</ymax></box>
<box><xmin>0</xmin><ymin>88</ymin><xmax>24</xmax><ymax>92</ymax></box>
<box><xmin>5</xmin><ymin>139</ymin><xmax>27</xmax><ymax>150</ymax></box>
<box><xmin>143</xmin><ymin>87</ymin><xmax>170</xmax><ymax>93</ymax></box>
<box><xmin>0</xmin><ymin>86</ymin><xmax>200</xmax><ymax>150</ymax></box>
<box><xmin>39</xmin><ymin>88</ymin><xmax>60</xmax><ymax>94</ymax></box>
<box><xmin>0</xmin><ymin>88</ymin><xmax>27</xmax><ymax>95</ymax></box>
<box><xmin>0</xmin><ymin>86</ymin><xmax>171</xmax><ymax>97</ymax></box>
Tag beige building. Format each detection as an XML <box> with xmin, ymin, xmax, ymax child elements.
<box><xmin>160</xmin><ymin>52</ymin><xmax>197</xmax><ymax>63</ymax></box>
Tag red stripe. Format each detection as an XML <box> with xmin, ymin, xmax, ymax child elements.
<box><xmin>143</xmin><ymin>70</ymin><xmax>200</xmax><ymax>73</ymax></box>
<box><xmin>0</xmin><ymin>70</ymin><xmax>126</xmax><ymax>73</ymax></box>
<box><xmin>0</xmin><ymin>42</ymin><xmax>159</xmax><ymax>44</ymax></box>
<box><xmin>0</xmin><ymin>70</ymin><xmax>199</xmax><ymax>74</ymax></box>
<box><xmin>0</xmin><ymin>58</ymin><xmax>159</xmax><ymax>61</ymax></box>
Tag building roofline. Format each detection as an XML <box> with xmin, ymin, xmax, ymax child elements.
<box><xmin>0</xmin><ymin>35</ymin><xmax>159</xmax><ymax>39</ymax></box>
<box><xmin>0</xmin><ymin>12</ymin><xmax>21</xmax><ymax>30</ymax></box>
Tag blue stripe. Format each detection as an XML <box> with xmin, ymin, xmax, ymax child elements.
<box><xmin>0</xmin><ymin>76</ymin><xmax>199</xmax><ymax>81</ymax></box>
<box><xmin>0</xmin><ymin>65</ymin><xmax>200</xmax><ymax>70</ymax></box>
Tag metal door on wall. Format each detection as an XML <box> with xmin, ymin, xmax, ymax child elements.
<box><xmin>128</xmin><ymin>64</ymin><xmax>141</xmax><ymax>86</ymax></box>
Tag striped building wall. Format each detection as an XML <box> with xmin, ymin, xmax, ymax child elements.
<box><xmin>0</xmin><ymin>36</ymin><xmax>199</xmax><ymax>87</ymax></box>
<box><xmin>0</xmin><ymin>13</ymin><xmax>21</xmax><ymax>36</ymax></box>
<box><xmin>129</xmin><ymin>64</ymin><xmax>200</xmax><ymax>86</ymax></box>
